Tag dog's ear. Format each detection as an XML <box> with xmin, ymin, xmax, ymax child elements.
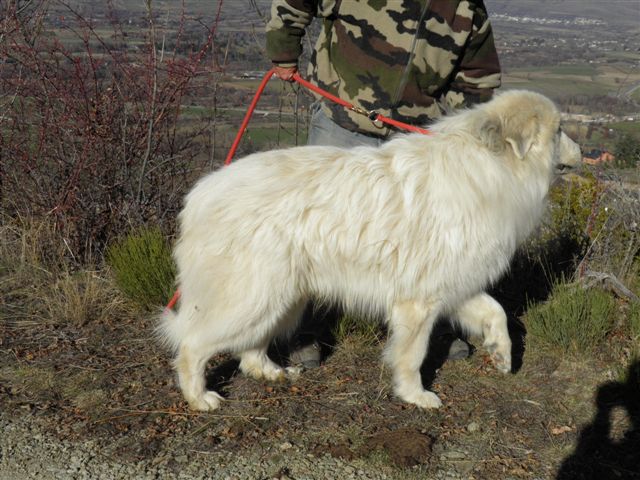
<box><xmin>503</xmin><ymin>109</ymin><xmax>539</xmax><ymax>160</ymax></box>
<box><xmin>480</xmin><ymin>112</ymin><xmax>539</xmax><ymax>160</ymax></box>
<box><xmin>504</xmin><ymin>129</ymin><xmax>537</xmax><ymax>161</ymax></box>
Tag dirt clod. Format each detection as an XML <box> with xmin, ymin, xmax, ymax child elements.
<box><xmin>359</xmin><ymin>428</ymin><xmax>434</xmax><ymax>467</ymax></box>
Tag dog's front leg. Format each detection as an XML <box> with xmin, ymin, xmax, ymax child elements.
<box><xmin>454</xmin><ymin>293</ymin><xmax>512</xmax><ymax>374</ymax></box>
<box><xmin>385</xmin><ymin>300</ymin><xmax>442</xmax><ymax>409</ymax></box>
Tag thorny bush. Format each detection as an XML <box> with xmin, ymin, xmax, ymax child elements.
<box><xmin>0</xmin><ymin>0</ymin><xmax>219</xmax><ymax>262</ymax></box>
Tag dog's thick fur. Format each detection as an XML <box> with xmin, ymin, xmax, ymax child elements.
<box><xmin>161</xmin><ymin>90</ymin><xmax>581</xmax><ymax>411</ymax></box>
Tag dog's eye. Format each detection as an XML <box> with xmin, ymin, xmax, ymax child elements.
<box><xmin>556</xmin><ymin>163</ymin><xmax>573</xmax><ymax>174</ymax></box>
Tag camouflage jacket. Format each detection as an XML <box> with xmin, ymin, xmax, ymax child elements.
<box><xmin>266</xmin><ymin>0</ymin><xmax>501</xmax><ymax>137</ymax></box>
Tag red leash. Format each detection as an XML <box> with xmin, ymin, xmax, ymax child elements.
<box><xmin>292</xmin><ymin>73</ymin><xmax>431</xmax><ymax>135</ymax></box>
<box><xmin>224</xmin><ymin>69</ymin><xmax>277</xmax><ymax>165</ymax></box>
<box><xmin>225</xmin><ymin>69</ymin><xmax>431</xmax><ymax>165</ymax></box>
<box><xmin>166</xmin><ymin>68</ymin><xmax>431</xmax><ymax>311</ymax></box>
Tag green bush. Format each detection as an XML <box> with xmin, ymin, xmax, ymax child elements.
<box><xmin>106</xmin><ymin>227</ymin><xmax>176</xmax><ymax>310</ymax></box>
<box><xmin>525</xmin><ymin>281</ymin><xmax>615</xmax><ymax>355</ymax></box>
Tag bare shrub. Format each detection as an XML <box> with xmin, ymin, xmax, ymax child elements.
<box><xmin>577</xmin><ymin>169</ymin><xmax>640</xmax><ymax>282</ymax></box>
<box><xmin>547</xmin><ymin>170</ymin><xmax>640</xmax><ymax>284</ymax></box>
<box><xmin>0</xmin><ymin>0</ymin><xmax>221</xmax><ymax>262</ymax></box>
<box><xmin>630</xmin><ymin>302</ymin><xmax>640</xmax><ymax>341</ymax></box>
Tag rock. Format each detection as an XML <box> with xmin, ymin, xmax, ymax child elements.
<box><xmin>467</xmin><ymin>421</ymin><xmax>480</xmax><ymax>433</ymax></box>
<box><xmin>441</xmin><ymin>450</ymin><xmax>466</xmax><ymax>460</ymax></box>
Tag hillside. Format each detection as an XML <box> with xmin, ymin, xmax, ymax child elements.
<box><xmin>490</xmin><ymin>0</ymin><xmax>640</xmax><ymax>30</ymax></box>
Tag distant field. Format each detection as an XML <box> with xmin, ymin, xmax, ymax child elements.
<box><xmin>503</xmin><ymin>57</ymin><xmax>640</xmax><ymax>100</ymax></box>
<box><xmin>546</xmin><ymin>65</ymin><xmax>599</xmax><ymax>76</ymax></box>
<box><xmin>244</xmin><ymin>124</ymin><xmax>307</xmax><ymax>147</ymax></box>
<box><xmin>503</xmin><ymin>75</ymin><xmax>607</xmax><ymax>97</ymax></box>
<box><xmin>562</xmin><ymin>120</ymin><xmax>640</xmax><ymax>153</ymax></box>
<box><xmin>609</xmin><ymin>120</ymin><xmax>640</xmax><ymax>137</ymax></box>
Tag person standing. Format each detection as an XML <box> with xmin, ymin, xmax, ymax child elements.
<box><xmin>266</xmin><ymin>0</ymin><xmax>502</xmax><ymax>365</ymax></box>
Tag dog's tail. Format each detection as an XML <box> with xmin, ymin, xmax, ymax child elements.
<box><xmin>155</xmin><ymin>305</ymin><xmax>185</xmax><ymax>352</ymax></box>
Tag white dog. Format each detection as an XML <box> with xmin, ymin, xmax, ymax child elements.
<box><xmin>161</xmin><ymin>90</ymin><xmax>581</xmax><ymax>411</ymax></box>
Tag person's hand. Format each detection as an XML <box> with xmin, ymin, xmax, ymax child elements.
<box><xmin>273</xmin><ymin>65</ymin><xmax>297</xmax><ymax>82</ymax></box>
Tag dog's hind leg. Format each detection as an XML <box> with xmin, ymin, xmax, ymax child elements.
<box><xmin>239</xmin><ymin>347</ymin><xmax>286</xmax><ymax>381</ymax></box>
<box><xmin>239</xmin><ymin>299</ymin><xmax>307</xmax><ymax>381</ymax></box>
<box><xmin>175</xmin><ymin>300</ymin><xmax>300</xmax><ymax>410</ymax></box>
<box><xmin>175</xmin><ymin>339</ymin><xmax>224</xmax><ymax>411</ymax></box>
<box><xmin>385</xmin><ymin>300</ymin><xmax>443</xmax><ymax>409</ymax></box>
<box><xmin>454</xmin><ymin>293</ymin><xmax>511</xmax><ymax>373</ymax></box>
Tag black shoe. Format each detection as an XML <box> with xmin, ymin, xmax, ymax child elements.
<box><xmin>289</xmin><ymin>341</ymin><xmax>321</xmax><ymax>368</ymax></box>
<box><xmin>447</xmin><ymin>338</ymin><xmax>470</xmax><ymax>361</ymax></box>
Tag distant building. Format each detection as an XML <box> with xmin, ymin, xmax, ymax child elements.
<box><xmin>582</xmin><ymin>149</ymin><xmax>615</xmax><ymax>165</ymax></box>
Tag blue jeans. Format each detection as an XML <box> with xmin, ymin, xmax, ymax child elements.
<box><xmin>307</xmin><ymin>103</ymin><xmax>385</xmax><ymax>148</ymax></box>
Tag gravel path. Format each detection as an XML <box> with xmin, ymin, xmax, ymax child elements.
<box><xmin>1</xmin><ymin>413</ymin><xmax>451</xmax><ymax>480</ymax></box>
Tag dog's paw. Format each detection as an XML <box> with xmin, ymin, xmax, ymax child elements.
<box><xmin>485</xmin><ymin>342</ymin><xmax>512</xmax><ymax>374</ymax></box>
<box><xmin>241</xmin><ymin>360</ymin><xmax>286</xmax><ymax>382</ymax></box>
<box><xmin>491</xmin><ymin>351</ymin><xmax>512</xmax><ymax>374</ymax></box>
<box><xmin>263</xmin><ymin>366</ymin><xmax>286</xmax><ymax>382</ymax></box>
<box><xmin>401</xmin><ymin>390</ymin><xmax>443</xmax><ymax>410</ymax></box>
<box><xmin>285</xmin><ymin>365</ymin><xmax>303</xmax><ymax>379</ymax></box>
<box><xmin>188</xmin><ymin>391</ymin><xmax>223</xmax><ymax>411</ymax></box>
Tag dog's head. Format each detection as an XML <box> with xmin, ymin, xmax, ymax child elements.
<box><xmin>478</xmin><ymin>90</ymin><xmax>581</xmax><ymax>175</ymax></box>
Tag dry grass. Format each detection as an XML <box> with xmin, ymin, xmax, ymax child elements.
<box><xmin>1</xmin><ymin>216</ymin><xmax>133</xmax><ymax>328</ymax></box>
<box><xmin>45</xmin><ymin>270</ymin><xmax>127</xmax><ymax>326</ymax></box>
<box><xmin>1</xmin><ymin>216</ymin><xmax>63</xmax><ymax>326</ymax></box>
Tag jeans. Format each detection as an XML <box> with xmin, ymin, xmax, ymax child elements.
<box><xmin>307</xmin><ymin>102</ymin><xmax>385</xmax><ymax>148</ymax></box>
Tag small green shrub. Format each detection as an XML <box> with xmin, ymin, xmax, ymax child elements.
<box><xmin>525</xmin><ymin>281</ymin><xmax>615</xmax><ymax>355</ymax></box>
<box><xmin>106</xmin><ymin>227</ymin><xmax>176</xmax><ymax>310</ymax></box>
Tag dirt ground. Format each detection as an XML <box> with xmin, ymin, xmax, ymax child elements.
<box><xmin>2</xmin><ymin>299</ymin><xmax>639</xmax><ymax>480</ymax></box>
